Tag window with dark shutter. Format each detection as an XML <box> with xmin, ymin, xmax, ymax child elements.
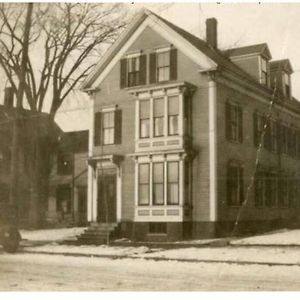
<box><xmin>114</xmin><ymin>109</ymin><xmax>122</xmax><ymax>144</ymax></box>
<box><xmin>94</xmin><ymin>112</ymin><xmax>102</xmax><ymax>146</ymax></box>
<box><xmin>225</xmin><ymin>102</ymin><xmax>243</xmax><ymax>143</ymax></box>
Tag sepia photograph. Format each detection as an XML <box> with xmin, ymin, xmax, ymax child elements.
<box><xmin>1</xmin><ymin>0</ymin><xmax>300</xmax><ymax>292</ymax></box>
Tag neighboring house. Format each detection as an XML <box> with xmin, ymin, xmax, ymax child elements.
<box><xmin>0</xmin><ymin>88</ymin><xmax>60</xmax><ymax>227</ymax></box>
<box><xmin>47</xmin><ymin>130</ymin><xmax>88</xmax><ymax>227</ymax></box>
<box><xmin>80</xmin><ymin>10</ymin><xmax>300</xmax><ymax>241</ymax></box>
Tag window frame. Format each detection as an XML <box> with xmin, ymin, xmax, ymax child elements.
<box><xmin>127</xmin><ymin>55</ymin><xmax>140</xmax><ymax>87</ymax></box>
<box><xmin>226</xmin><ymin>102</ymin><xmax>243</xmax><ymax>143</ymax></box>
<box><xmin>153</xmin><ymin>97</ymin><xmax>165</xmax><ymax>137</ymax></box>
<box><xmin>167</xmin><ymin>161</ymin><xmax>179</xmax><ymax>205</ymax></box>
<box><xmin>152</xmin><ymin>162</ymin><xmax>164</xmax><ymax>206</ymax></box>
<box><xmin>102</xmin><ymin>111</ymin><xmax>115</xmax><ymax>145</ymax></box>
<box><xmin>139</xmin><ymin>99</ymin><xmax>150</xmax><ymax>139</ymax></box>
<box><xmin>156</xmin><ymin>50</ymin><xmax>170</xmax><ymax>83</ymax></box>
<box><xmin>138</xmin><ymin>163</ymin><xmax>150</xmax><ymax>206</ymax></box>
<box><xmin>168</xmin><ymin>95</ymin><xmax>179</xmax><ymax>136</ymax></box>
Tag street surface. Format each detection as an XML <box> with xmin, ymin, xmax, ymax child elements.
<box><xmin>1</xmin><ymin>251</ymin><xmax>300</xmax><ymax>291</ymax></box>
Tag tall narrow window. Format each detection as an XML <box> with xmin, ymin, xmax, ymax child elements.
<box><xmin>140</xmin><ymin>100</ymin><xmax>150</xmax><ymax>138</ymax></box>
<box><xmin>153</xmin><ymin>98</ymin><xmax>164</xmax><ymax>137</ymax></box>
<box><xmin>227</xmin><ymin>162</ymin><xmax>244</xmax><ymax>206</ymax></box>
<box><xmin>261</xmin><ymin>58</ymin><xmax>268</xmax><ymax>85</ymax></box>
<box><xmin>139</xmin><ymin>164</ymin><xmax>150</xmax><ymax>205</ymax></box>
<box><xmin>103</xmin><ymin>111</ymin><xmax>115</xmax><ymax>145</ymax></box>
<box><xmin>153</xmin><ymin>163</ymin><xmax>164</xmax><ymax>205</ymax></box>
<box><xmin>226</xmin><ymin>103</ymin><xmax>243</xmax><ymax>143</ymax></box>
<box><xmin>157</xmin><ymin>51</ymin><xmax>170</xmax><ymax>82</ymax></box>
<box><xmin>168</xmin><ymin>96</ymin><xmax>179</xmax><ymax>136</ymax></box>
<box><xmin>128</xmin><ymin>56</ymin><xmax>140</xmax><ymax>87</ymax></box>
<box><xmin>284</xmin><ymin>73</ymin><xmax>290</xmax><ymax>98</ymax></box>
<box><xmin>167</xmin><ymin>162</ymin><xmax>179</xmax><ymax>205</ymax></box>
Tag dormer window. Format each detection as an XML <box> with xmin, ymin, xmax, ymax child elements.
<box><xmin>284</xmin><ymin>72</ymin><xmax>290</xmax><ymax>98</ymax></box>
<box><xmin>261</xmin><ymin>58</ymin><xmax>268</xmax><ymax>85</ymax></box>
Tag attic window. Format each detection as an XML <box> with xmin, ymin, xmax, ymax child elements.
<box><xmin>284</xmin><ymin>72</ymin><xmax>290</xmax><ymax>98</ymax></box>
<box><xmin>261</xmin><ymin>58</ymin><xmax>268</xmax><ymax>85</ymax></box>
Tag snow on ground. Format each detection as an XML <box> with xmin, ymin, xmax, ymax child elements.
<box><xmin>231</xmin><ymin>229</ymin><xmax>300</xmax><ymax>246</ymax></box>
<box><xmin>20</xmin><ymin>227</ymin><xmax>86</xmax><ymax>242</ymax></box>
<box><xmin>25</xmin><ymin>244</ymin><xmax>155</xmax><ymax>256</ymax></box>
<box><xmin>137</xmin><ymin>246</ymin><xmax>300</xmax><ymax>265</ymax></box>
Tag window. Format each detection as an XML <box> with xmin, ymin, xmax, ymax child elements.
<box><xmin>127</xmin><ymin>57</ymin><xmax>140</xmax><ymax>87</ymax></box>
<box><xmin>138</xmin><ymin>164</ymin><xmax>150</xmax><ymax>205</ymax></box>
<box><xmin>167</xmin><ymin>162</ymin><xmax>179</xmax><ymax>205</ymax></box>
<box><xmin>140</xmin><ymin>100</ymin><xmax>150</xmax><ymax>138</ymax></box>
<box><xmin>226</xmin><ymin>103</ymin><xmax>243</xmax><ymax>143</ymax></box>
<box><xmin>94</xmin><ymin>109</ymin><xmax>122</xmax><ymax>146</ymax></box>
<box><xmin>265</xmin><ymin>172</ymin><xmax>277</xmax><ymax>207</ymax></box>
<box><xmin>254</xmin><ymin>170</ymin><xmax>266</xmax><ymax>207</ymax></box>
<box><xmin>120</xmin><ymin>54</ymin><xmax>146</xmax><ymax>88</ymax></box>
<box><xmin>261</xmin><ymin>58</ymin><xmax>268</xmax><ymax>85</ymax></box>
<box><xmin>153</xmin><ymin>163</ymin><xmax>164</xmax><ymax>205</ymax></box>
<box><xmin>168</xmin><ymin>96</ymin><xmax>179</xmax><ymax>135</ymax></box>
<box><xmin>253</xmin><ymin>112</ymin><xmax>265</xmax><ymax>147</ymax></box>
<box><xmin>227</xmin><ymin>162</ymin><xmax>244</xmax><ymax>206</ymax></box>
<box><xmin>56</xmin><ymin>185</ymin><xmax>71</xmax><ymax>214</ymax></box>
<box><xmin>157</xmin><ymin>51</ymin><xmax>170</xmax><ymax>82</ymax></box>
<box><xmin>154</xmin><ymin>98</ymin><xmax>164</xmax><ymax>137</ymax></box>
<box><xmin>149</xmin><ymin>48</ymin><xmax>177</xmax><ymax>84</ymax></box>
<box><xmin>284</xmin><ymin>73</ymin><xmax>290</xmax><ymax>98</ymax></box>
<box><xmin>57</xmin><ymin>152</ymin><xmax>73</xmax><ymax>175</ymax></box>
<box><xmin>103</xmin><ymin>111</ymin><xmax>115</xmax><ymax>145</ymax></box>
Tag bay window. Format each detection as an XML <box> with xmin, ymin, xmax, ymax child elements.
<box><xmin>167</xmin><ymin>162</ymin><xmax>179</xmax><ymax>205</ymax></box>
<box><xmin>154</xmin><ymin>98</ymin><xmax>164</xmax><ymax>137</ymax></box>
<box><xmin>168</xmin><ymin>96</ymin><xmax>179</xmax><ymax>135</ymax></box>
<box><xmin>153</xmin><ymin>163</ymin><xmax>164</xmax><ymax>205</ymax></box>
<box><xmin>140</xmin><ymin>100</ymin><xmax>150</xmax><ymax>138</ymax></box>
<box><xmin>138</xmin><ymin>164</ymin><xmax>150</xmax><ymax>205</ymax></box>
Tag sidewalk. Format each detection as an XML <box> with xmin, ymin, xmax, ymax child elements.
<box><xmin>17</xmin><ymin>227</ymin><xmax>300</xmax><ymax>267</ymax></box>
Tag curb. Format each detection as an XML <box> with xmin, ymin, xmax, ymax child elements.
<box><xmin>19</xmin><ymin>248</ymin><xmax>300</xmax><ymax>268</ymax></box>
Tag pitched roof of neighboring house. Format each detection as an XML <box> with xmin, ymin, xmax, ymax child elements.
<box><xmin>58</xmin><ymin>130</ymin><xmax>88</xmax><ymax>153</ymax></box>
<box><xmin>222</xmin><ymin>43</ymin><xmax>272</xmax><ymax>59</ymax></box>
<box><xmin>270</xmin><ymin>59</ymin><xmax>293</xmax><ymax>74</ymax></box>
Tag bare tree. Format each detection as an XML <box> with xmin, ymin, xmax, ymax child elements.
<box><xmin>0</xmin><ymin>3</ymin><xmax>128</xmax><ymax>227</ymax></box>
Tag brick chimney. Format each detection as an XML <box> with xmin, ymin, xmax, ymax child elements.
<box><xmin>4</xmin><ymin>87</ymin><xmax>14</xmax><ymax>108</ymax></box>
<box><xmin>206</xmin><ymin>18</ymin><xmax>217</xmax><ymax>48</ymax></box>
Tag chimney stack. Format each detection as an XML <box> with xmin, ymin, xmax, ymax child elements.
<box><xmin>4</xmin><ymin>87</ymin><xmax>14</xmax><ymax>108</ymax></box>
<box><xmin>206</xmin><ymin>18</ymin><xmax>217</xmax><ymax>48</ymax></box>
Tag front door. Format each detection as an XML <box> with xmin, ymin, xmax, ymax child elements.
<box><xmin>97</xmin><ymin>174</ymin><xmax>117</xmax><ymax>223</ymax></box>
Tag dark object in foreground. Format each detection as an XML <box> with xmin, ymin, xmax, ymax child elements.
<box><xmin>0</xmin><ymin>204</ymin><xmax>21</xmax><ymax>253</ymax></box>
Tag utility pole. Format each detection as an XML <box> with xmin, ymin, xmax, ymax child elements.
<box><xmin>9</xmin><ymin>3</ymin><xmax>33</xmax><ymax>222</ymax></box>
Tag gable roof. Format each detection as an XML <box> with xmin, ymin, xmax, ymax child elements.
<box><xmin>80</xmin><ymin>9</ymin><xmax>258</xmax><ymax>90</ymax></box>
<box><xmin>222</xmin><ymin>43</ymin><xmax>272</xmax><ymax>59</ymax></box>
<box><xmin>270</xmin><ymin>59</ymin><xmax>293</xmax><ymax>74</ymax></box>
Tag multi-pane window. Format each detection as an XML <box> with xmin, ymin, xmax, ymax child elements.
<box><xmin>254</xmin><ymin>170</ymin><xmax>266</xmax><ymax>207</ymax></box>
<box><xmin>154</xmin><ymin>98</ymin><xmax>164</xmax><ymax>137</ymax></box>
<box><xmin>253</xmin><ymin>112</ymin><xmax>265</xmax><ymax>147</ymax></box>
<box><xmin>226</xmin><ymin>103</ymin><xmax>243</xmax><ymax>142</ymax></box>
<box><xmin>284</xmin><ymin>73</ymin><xmax>290</xmax><ymax>98</ymax></box>
<box><xmin>138</xmin><ymin>164</ymin><xmax>150</xmax><ymax>205</ymax></box>
<box><xmin>167</xmin><ymin>162</ymin><xmax>179</xmax><ymax>205</ymax></box>
<box><xmin>140</xmin><ymin>100</ymin><xmax>150</xmax><ymax>138</ymax></box>
<box><xmin>57</xmin><ymin>152</ymin><xmax>73</xmax><ymax>175</ymax></box>
<box><xmin>168</xmin><ymin>96</ymin><xmax>179</xmax><ymax>135</ymax></box>
<box><xmin>103</xmin><ymin>112</ymin><xmax>115</xmax><ymax>145</ymax></box>
<box><xmin>265</xmin><ymin>172</ymin><xmax>277</xmax><ymax>207</ymax></box>
<box><xmin>227</xmin><ymin>162</ymin><xmax>244</xmax><ymax>206</ymax></box>
<box><xmin>127</xmin><ymin>56</ymin><xmax>140</xmax><ymax>87</ymax></box>
<box><xmin>153</xmin><ymin>163</ymin><xmax>164</xmax><ymax>205</ymax></box>
<box><xmin>157</xmin><ymin>51</ymin><xmax>170</xmax><ymax>82</ymax></box>
<box><xmin>261</xmin><ymin>58</ymin><xmax>268</xmax><ymax>85</ymax></box>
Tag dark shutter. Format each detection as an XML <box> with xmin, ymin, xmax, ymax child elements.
<box><xmin>225</xmin><ymin>102</ymin><xmax>231</xmax><ymax>141</ymax></box>
<box><xmin>120</xmin><ymin>58</ymin><xmax>127</xmax><ymax>89</ymax></box>
<box><xmin>239</xmin><ymin>166</ymin><xmax>244</xmax><ymax>204</ymax></box>
<box><xmin>139</xmin><ymin>54</ymin><xmax>147</xmax><ymax>85</ymax></box>
<box><xmin>253</xmin><ymin>112</ymin><xmax>258</xmax><ymax>147</ymax></box>
<box><xmin>149</xmin><ymin>52</ymin><xmax>157</xmax><ymax>84</ymax></box>
<box><xmin>94</xmin><ymin>112</ymin><xmax>102</xmax><ymax>146</ymax></box>
<box><xmin>114</xmin><ymin>109</ymin><xmax>122</xmax><ymax>144</ymax></box>
<box><xmin>170</xmin><ymin>48</ymin><xmax>177</xmax><ymax>81</ymax></box>
<box><xmin>238</xmin><ymin>107</ymin><xmax>243</xmax><ymax>143</ymax></box>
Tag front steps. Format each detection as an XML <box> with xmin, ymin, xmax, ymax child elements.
<box><xmin>76</xmin><ymin>223</ymin><xmax>118</xmax><ymax>245</ymax></box>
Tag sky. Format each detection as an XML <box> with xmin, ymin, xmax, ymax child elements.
<box><xmin>55</xmin><ymin>2</ymin><xmax>300</xmax><ymax>131</ymax></box>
